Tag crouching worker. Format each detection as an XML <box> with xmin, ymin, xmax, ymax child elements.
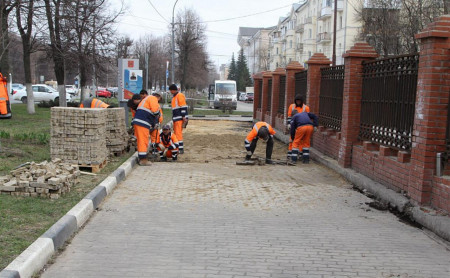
<box><xmin>156</xmin><ymin>124</ymin><xmax>179</xmax><ymax>162</ymax></box>
<box><xmin>80</xmin><ymin>97</ymin><xmax>111</xmax><ymax>108</ymax></box>
<box><xmin>289</xmin><ymin>111</ymin><xmax>318</xmax><ymax>165</ymax></box>
<box><xmin>244</xmin><ymin>122</ymin><xmax>276</xmax><ymax>164</ymax></box>
<box><xmin>132</xmin><ymin>94</ymin><xmax>161</xmax><ymax>166</ymax></box>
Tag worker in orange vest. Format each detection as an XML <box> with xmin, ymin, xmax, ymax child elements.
<box><xmin>127</xmin><ymin>94</ymin><xmax>142</xmax><ymax>118</ymax></box>
<box><xmin>80</xmin><ymin>97</ymin><xmax>110</xmax><ymax>108</ymax></box>
<box><xmin>0</xmin><ymin>72</ymin><xmax>11</xmax><ymax>119</ymax></box>
<box><xmin>244</xmin><ymin>121</ymin><xmax>276</xmax><ymax>164</ymax></box>
<box><xmin>287</xmin><ymin>95</ymin><xmax>310</xmax><ymax>159</ymax></box>
<box><xmin>289</xmin><ymin>111</ymin><xmax>318</xmax><ymax>165</ymax></box>
<box><xmin>150</xmin><ymin>91</ymin><xmax>163</xmax><ymax>154</ymax></box>
<box><xmin>156</xmin><ymin>124</ymin><xmax>179</xmax><ymax>162</ymax></box>
<box><xmin>169</xmin><ymin>84</ymin><xmax>188</xmax><ymax>154</ymax></box>
<box><xmin>132</xmin><ymin>93</ymin><xmax>161</xmax><ymax>166</ymax></box>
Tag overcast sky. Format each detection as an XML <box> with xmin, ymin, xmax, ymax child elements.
<box><xmin>112</xmin><ymin>0</ymin><xmax>299</xmax><ymax>69</ymax></box>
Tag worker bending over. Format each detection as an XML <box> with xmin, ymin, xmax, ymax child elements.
<box><xmin>127</xmin><ymin>94</ymin><xmax>142</xmax><ymax>118</ymax></box>
<box><xmin>132</xmin><ymin>93</ymin><xmax>161</xmax><ymax>166</ymax></box>
<box><xmin>169</xmin><ymin>84</ymin><xmax>188</xmax><ymax>154</ymax></box>
<box><xmin>80</xmin><ymin>97</ymin><xmax>111</xmax><ymax>108</ymax></box>
<box><xmin>289</xmin><ymin>111</ymin><xmax>318</xmax><ymax>165</ymax></box>
<box><xmin>244</xmin><ymin>122</ymin><xmax>276</xmax><ymax>164</ymax></box>
<box><xmin>156</xmin><ymin>124</ymin><xmax>179</xmax><ymax>162</ymax></box>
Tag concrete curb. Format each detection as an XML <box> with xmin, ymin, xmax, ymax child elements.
<box><xmin>310</xmin><ymin>148</ymin><xmax>450</xmax><ymax>242</ymax></box>
<box><xmin>0</xmin><ymin>153</ymin><xmax>138</xmax><ymax>278</ymax></box>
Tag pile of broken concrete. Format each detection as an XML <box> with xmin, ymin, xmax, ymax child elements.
<box><xmin>0</xmin><ymin>158</ymin><xmax>80</xmax><ymax>199</ymax></box>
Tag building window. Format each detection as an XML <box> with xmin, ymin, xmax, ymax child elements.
<box><xmin>309</xmin><ymin>29</ymin><xmax>312</xmax><ymax>38</ymax></box>
<box><xmin>276</xmin><ymin>48</ymin><xmax>279</xmax><ymax>54</ymax></box>
<box><xmin>289</xmin><ymin>58</ymin><xmax>292</xmax><ymax>62</ymax></box>
<box><xmin>309</xmin><ymin>51</ymin><xmax>312</xmax><ymax>58</ymax></box>
<box><xmin>276</xmin><ymin>62</ymin><xmax>279</xmax><ymax>68</ymax></box>
<box><xmin>340</xmin><ymin>16</ymin><xmax>343</xmax><ymax>29</ymax></box>
<box><xmin>290</xmin><ymin>40</ymin><xmax>292</xmax><ymax>48</ymax></box>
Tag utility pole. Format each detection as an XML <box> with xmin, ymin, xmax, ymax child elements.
<box><xmin>171</xmin><ymin>0</ymin><xmax>179</xmax><ymax>85</ymax></box>
<box><xmin>332</xmin><ymin>0</ymin><xmax>337</xmax><ymax>66</ymax></box>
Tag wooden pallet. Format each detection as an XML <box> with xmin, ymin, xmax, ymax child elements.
<box><xmin>77</xmin><ymin>159</ymin><xmax>108</xmax><ymax>173</ymax></box>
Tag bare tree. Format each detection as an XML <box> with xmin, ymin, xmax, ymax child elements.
<box><xmin>174</xmin><ymin>8</ymin><xmax>209</xmax><ymax>90</ymax></box>
<box><xmin>115</xmin><ymin>35</ymin><xmax>133</xmax><ymax>60</ymax></box>
<box><xmin>0</xmin><ymin>1</ymin><xmax>16</xmax><ymax>74</ymax></box>
<box><xmin>258</xmin><ymin>45</ymin><xmax>270</xmax><ymax>72</ymax></box>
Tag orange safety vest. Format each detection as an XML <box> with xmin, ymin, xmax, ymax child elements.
<box><xmin>0</xmin><ymin>73</ymin><xmax>11</xmax><ymax>119</ymax></box>
<box><xmin>287</xmin><ymin>103</ymin><xmax>310</xmax><ymax>124</ymax></box>
<box><xmin>80</xmin><ymin>98</ymin><xmax>110</xmax><ymax>108</ymax></box>
<box><xmin>245</xmin><ymin>121</ymin><xmax>276</xmax><ymax>143</ymax></box>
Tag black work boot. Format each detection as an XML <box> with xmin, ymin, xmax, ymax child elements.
<box><xmin>265</xmin><ymin>158</ymin><xmax>274</xmax><ymax>165</ymax></box>
<box><xmin>245</xmin><ymin>155</ymin><xmax>252</xmax><ymax>161</ymax></box>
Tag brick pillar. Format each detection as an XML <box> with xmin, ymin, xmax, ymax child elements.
<box><xmin>252</xmin><ymin>72</ymin><xmax>263</xmax><ymax>121</ymax></box>
<box><xmin>286</xmin><ymin>61</ymin><xmax>305</xmax><ymax>122</ymax></box>
<box><xmin>409</xmin><ymin>15</ymin><xmax>450</xmax><ymax>205</ymax></box>
<box><xmin>261</xmin><ymin>71</ymin><xmax>272</xmax><ymax>123</ymax></box>
<box><xmin>271</xmin><ymin>68</ymin><xmax>285</xmax><ymax>127</ymax></box>
<box><xmin>306</xmin><ymin>53</ymin><xmax>331</xmax><ymax>114</ymax></box>
<box><xmin>338</xmin><ymin>42</ymin><xmax>378</xmax><ymax>168</ymax></box>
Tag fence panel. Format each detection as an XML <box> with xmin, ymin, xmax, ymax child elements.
<box><xmin>257</xmin><ymin>80</ymin><xmax>262</xmax><ymax>109</ymax></box>
<box><xmin>278</xmin><ymin>75</ymin><xmax>286</xmax><ymax>115</ymax></box>
<box><xmin>319</xmin><ymin>65</ymin><xmax>345</xmax><ymax>131</ymax></box>
<box><xmin>294</xmin><ymin>70</ymin><xmax>308</xmax><ymax>103</ymax></box>
<box><xmin>267</xmin><ymin>79</ymin><xmax>272</xmax><ymax>112</ymax></box>
<box><xmin>359</xmin><ymin>54</ymin><xmax>419</xmax><ymax>151</ymax></box>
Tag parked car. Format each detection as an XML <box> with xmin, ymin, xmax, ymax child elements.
<box><xmin>239</xmin><ymin>92</ymin><xmax>247</xmax><ymax>101</ymax></box>
<box><xmin>11</xmin><ymin>83</ymin><xmax>25</xmax><ymax>95</ymax></box>
<box><xmin>12</xmin><ymin>84</ymin><xmax>71</xmax><ymax>103</ymax></box>
<box><xmin>245</xmin><ymin>92</ymin><xmax>254</xmax><ymax>102</ymax></box>
<box><xmin>107</xmin><ymin>87</ymin><xmax>118</xmax><ymax>98</ymax></box>
<box><xmin>95</xmin><ymin>87</ymin><xmax>112</xmax><ymax>98</ymax></box>
<box><xmin>65</xmin><ymin>85</ymin><xmax>78</xmax><ymax>97</ymax></box>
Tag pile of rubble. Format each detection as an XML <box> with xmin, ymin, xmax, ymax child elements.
<box><xmin>106</xmin><ymin>108</ymin><xmax>128</xmax><ymax>156</ymax></box>
<box><xmin>0</xmin><ymin>159</ymin><xmax>80</xmax><ymax>199</ymax></box>
<box><xmin>50</xmin><ymin>107</ymin><xmax>109</xmax><ymax>165</ymax></box>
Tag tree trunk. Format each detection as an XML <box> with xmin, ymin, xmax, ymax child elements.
<box><xmin>79</xmin><ymin>61</ymin><xmax>88</xmax><ymax>102</ymax></box>
<box><xmin>58</xmin><ymin>84</ymin><xmax>66</xmax><ymax>106</ymax></box>
<box><xmin>22</xmin><ymin>40</ymin><xmax>34</xmax><ymax>114</ymax></box>
<box><xmin>0</xmin><ymin>7</ymin><xmax>10</xmax><ymax>73</ymax></box>
<box><xmin>25</xmin><ymin>83</ymin><xmax>34</xmax><ymax>113</ymax></box>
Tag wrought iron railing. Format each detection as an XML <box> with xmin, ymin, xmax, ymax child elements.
<box><xmin>267</xmin><ymin>79</ymin><xmax>272</xmax><ymax>112</ymax></box>
<box><xmin>294</xmin><ymin>70</ymin><xmax>308</xmax><ymax>104</ymax></box>
<box><xmin>257</xmin><ymin>80</ymin><xmax>262</xmax><ymax>109</ymax></box>
<box><xmin>278</xmin><ymin>76</ymin><xmax>286</xmax><ymax>115</ymax></box>
<box><xmin>359</xmin><ymin>54</ymin><xmax>419</xmax><ymax>151</ymax></box>
<box><xmin>319</xmin><ymin>65</ymin><xmax>345</xmax><ymax>131</ymax></box>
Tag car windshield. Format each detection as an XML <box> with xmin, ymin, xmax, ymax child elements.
<box><xmin>216</xmin><ymin>83</ymin><xmax>236</xmax><ymax>95</ymax></box>
<box><xmin>247</xmin><ymin>93</ymin><xmax>254</xmax><ymax>96</ymax></box>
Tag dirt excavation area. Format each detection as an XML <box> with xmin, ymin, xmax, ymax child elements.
<box><xmin>180</xmin><ymin>120</ymin><xmax>288</xmax><ymax>163</ymax></box>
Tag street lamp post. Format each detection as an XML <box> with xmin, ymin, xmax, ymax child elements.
<box><xmin>171</xmin><ymin>0</ymin><xmax>179</xmax><ymax>85</ymax></box>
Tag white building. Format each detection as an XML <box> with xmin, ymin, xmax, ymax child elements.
<box><xmin>237</xmin><ymin>27</ymin><xmax>274</xmax><ymax>76</ymax></box>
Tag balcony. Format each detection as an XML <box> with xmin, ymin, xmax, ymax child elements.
<box><xmin>318</xmin><ymin>0</ymin><xmax>343</xmax><ymax>19</ymax></box>
<box><xmin>305</xmin><ymin>17</ymin><xmax>313</xmax><ymax>24</ymax></box>
<box><xmin>316</xmin><ymin>32</ymin><xmax>331</xmax><ymax>43</ymax></box>
<box><xmin>296</xmin><ymin>24</ymin><xmax>305</xmax><ymax>33</ymax></box>
<box><xmin>296</xmin><ymin>43</ymin><xmax>304</xmax><ymax>53</ymax></box>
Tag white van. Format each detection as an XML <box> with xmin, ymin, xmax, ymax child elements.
<box><xmin>208</xmin><ymin>80</ymin><xmax>237</xmax><ymax>110</ymax></box>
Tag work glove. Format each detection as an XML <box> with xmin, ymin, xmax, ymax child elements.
<box><xmin>314</xmin><ymin>126</ymin><xmax>318</xmax><ymax>132</ymax></box>
<box><xmin>158</xmin><ymin>143</ymin><xmax>165</xmax><ymax>151</ymax></box>
<box><xmin>163</xmin><ymin>149</ymin><xmax>168</xmax><ymax>157</ymax></box>
<box><xmin>287</xmin><ymin>124</ymin><xmax>291</xmax><ymax>131</ymax></box>
<box><xmin>154</xmin><ymin>123</ymin><xmax>160</xmax><ymax>130</ymax></box>
<box><xmin>182</xmin><ymin>118</ymin><xmax>189</xmax><ymax>128</ymax></box>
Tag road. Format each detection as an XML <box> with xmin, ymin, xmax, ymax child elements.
<box><xmin>40</xmin><ymin>120</ymin><xmax>450</xmax><ymax>278</ymax></box>
<box><xmin>236</xmin><ymin>100</ymin><xmax>253</xmax><ymax>112</ymax></box>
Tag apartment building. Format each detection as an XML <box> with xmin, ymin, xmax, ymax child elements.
<box><xmin>237</xmin><ymin>27</ymin><xmax>274</xmax><ymax>76</ymax></box>
<box><xmin>267</xmin><ymin>0</ymin><xmax>361</xmax><ymax>69</ymax></box>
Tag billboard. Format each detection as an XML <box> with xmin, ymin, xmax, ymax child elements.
<box><xmin>118</xmin><ymin>59</ymin><xmax>141</xmax><ymax>101</ymax></box>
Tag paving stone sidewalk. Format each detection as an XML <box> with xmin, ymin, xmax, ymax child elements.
<box><xmin>41</xmin><ymin>162</ymin><xmax>450</xmax><ymax>278</ymax></box>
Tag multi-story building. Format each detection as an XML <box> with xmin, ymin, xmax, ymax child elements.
<box><xmin>219</xmin><ymin>64</ymin><xmax>229</xmax><ymax>81</ymax></box>
<box><xmin>237</xmin><ymin>27</ymin><xmax>273</xmax><ymax>76</ymax></box>
<box><xmin>265</xmin><ymin>0</ymin><xmax>361</xmax><ymax>69</ymax></box>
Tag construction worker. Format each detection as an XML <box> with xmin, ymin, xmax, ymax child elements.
<box><xmin>0</xmin><ymin>71</ymin><xmax>11</xmax><ymax>119</ymax></box>
<box><xmin>289</xmin><ymin>111</ymin><xmax>318</xmax><ymax>165</ymax></box>
<box><xmin>244</xmin><ymin>122</ymin><xmax>276</xmax><ymax>164</ymax></box>
<box><xmin>80</xmin><ymin>97</ymin><xmax>110</xmax><ymax>108</ymax></box>
<box><xmin>127</xmin><ymin>94</ymin><xmax>142</xmax><ymax>118</ymax></box>
<box><xmin>150</xmin><ymin>92</ymin><xmax>164</xmax><ymax>154</ymax></box>
<box><xmin>132</xmin><ymin>93</ymin><xmax>161</xmax><ymax>166</ymax></box>
<box><xmin>156</xmin><ymin>124</ymin><xmax>179</xmax><ymax>162</ymax></box>
<box><xmin>286</xmin><ymin>95</ymin><xmax>310</xmax><ymax>159</ymax></box>
<box><xmin>139</xmin><ymin>89</ymin><xmax>149</xmax><ymax>99</ymax></box>
<box><xmin>169</xmin><ymin>84</ymin><xmax>188</xmax><ymax>154</ymax></box>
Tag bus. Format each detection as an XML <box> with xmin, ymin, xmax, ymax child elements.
<box><xmin>208</xmin><ymin>80</ymin><xmax>237</xmax><ymax>110</ymax></box>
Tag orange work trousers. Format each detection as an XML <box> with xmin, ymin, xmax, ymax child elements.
<box><xmin>173</xmin><ymin>120</ymin><xmax>184</xmax><ymax>151</ymax></box>
<box><xmin>292</xmin><ymin>125</ymin><xmax>314</xmax><ymax>152</ymax></box>
<box><xmin>150</xmin><ymin>128</ymin><xmax>159</xmax><ymax>144</ymax></box>
<box><xmin>134</xmin><ymin>125</ymin><xmax>150</xmax><ymax>159</ymax></box>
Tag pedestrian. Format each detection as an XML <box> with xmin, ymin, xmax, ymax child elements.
<box><xmin>79</xmin><ymin>97</ymin><xmax>111</xmax><ymax>108</ymax></box>
<box><xmin>288</xmin><ymin>111</ymin><xmax>318</xmax><ymax>165</ymax></box>
<box><xmin>131</xmin><ymin>93</ymin><xmax>161</xmax><ymax>166</ymax></box>
<box><xmin>244</xmin><ymin>122</ymin><xmax>276</xmax><ymax>164</ymax></box>
<box><xmin>169</xmin><ymin>84</ymin><xmax>188</xmax><ymax>154</ymax></box>
<box><xmin>286</xmin><ymin>95</ymin><xmax>310</xmax><ymax>159</ymax></box>
<box><xmin>156</xmin><ymin>124</ymin><xmax>179</xmax><ymax>162</ymax></box>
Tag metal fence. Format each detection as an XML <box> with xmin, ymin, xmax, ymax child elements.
<box><xmin>257</xmin><ymin>80</ymin><xmax>262</xmax><ymax>109</ymax></box>
<box><xmin>267</xmin><ymin>79</ymin><xmax>272</xmax><ymax>112</ymax></box>
<box><xmin>294</xmin><ymin>70</ymin><xmax>308</xmax><ymax>104</ymax></box>
<box><xmin>359</xmin><ymin>54</ymin><xmax>419</xmax><ymax>151</ymax></box>
<box><xmin>319</xmin><ymin>65</ymin><xmax>345</xmax><ymax>131</ymax></box>
<box><xmin>278</xmin><ymin>75</ymin><xmax>286</xmax><ymax>115</ymax></box>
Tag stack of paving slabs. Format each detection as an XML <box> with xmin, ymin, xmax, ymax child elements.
<box><xmin>0</xmin><ymin>159</ymin><xmax>80</xmax><ymax>199</ymax></box>
<box><xmin>50</xmin><ymin>107</ymin><xmax>108</xmax><ymax>166</ymax></box>
<box><xmin>105</xmin><ymin>108</ymin><xmax>128</xmax><ymax>156</ymax></box>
